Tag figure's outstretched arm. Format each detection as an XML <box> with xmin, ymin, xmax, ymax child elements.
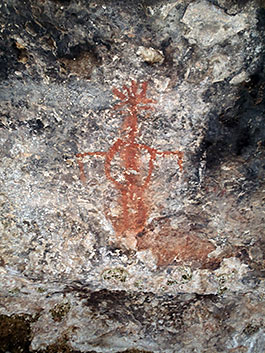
<box><xmin>156</xmin><ymin>150</ymin><xmax>184</xmax><ymax>171</ymax></box>
<box><xmin>76</xmin><ymin>151</ymin><xmax>106</xmax><ymax>183</ymax></box>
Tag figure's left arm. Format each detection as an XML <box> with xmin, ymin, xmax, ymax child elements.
<box><xmin>156</xmin><ymin>150</ymin><xmax>184</xmax><ymax>171</ymax></box>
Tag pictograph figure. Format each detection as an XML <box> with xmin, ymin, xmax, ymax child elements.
<box><xmin>76</xmin><ymin>80</ymin><xmax>183</xmax><ymax>248</ymax></box>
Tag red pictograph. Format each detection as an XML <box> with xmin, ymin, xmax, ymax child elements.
<box><xmin>76</xmin><ymin>80</ymin><xmax>183</xmax><ymax>247</ymax></box>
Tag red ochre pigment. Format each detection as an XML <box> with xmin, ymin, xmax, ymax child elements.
<box><xmin>77</xmin><ymin>80</ymin><xmax>216</xmax><ymax>266</ymax></box>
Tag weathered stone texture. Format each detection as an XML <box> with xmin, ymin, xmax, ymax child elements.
<box><xmin>0</xmin><ymin>0</ymin><xmax>264</xmax><ymax>352</ymax></box>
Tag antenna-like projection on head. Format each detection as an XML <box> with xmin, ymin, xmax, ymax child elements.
<box><xmin>112</xmin><ymin>80</ymin><xmax>157</xmax><ymax>113</ymax></box>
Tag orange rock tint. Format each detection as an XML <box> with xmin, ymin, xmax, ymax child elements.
<box><xmin>137</xmin><ymin>221</ymin><xmax>217</xmax><ymax>268</ymax></box>
<box><xmin>76</xmin><ymin>80</ymin><xmax>183</xmax><ymax>251</ymax></box>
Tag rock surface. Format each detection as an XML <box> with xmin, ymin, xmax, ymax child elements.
<box><xmin>0</xmin><ymin>0</ymin><xmax>264</xmax><ymax>352</ymax></box>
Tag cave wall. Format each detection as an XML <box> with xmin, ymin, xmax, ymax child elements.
<box><xmin>0</xmin><ymin>0</ymin><xmax>264</xmax><ymax>352</ymax></box>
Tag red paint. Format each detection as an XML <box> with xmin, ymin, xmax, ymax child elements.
<box><xmin>76</xmin><ymin>80</ymin><xmax>183</xmax><ymax>248</ymax></box>
<box><xmin>136</xmin><ymin>219</ymin><xmax>217</xmax><ymax>268</ymax></box>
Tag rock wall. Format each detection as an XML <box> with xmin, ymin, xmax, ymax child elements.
<box><xmin>0</xmin><ymin>0</ymin><xmax>264</xmax><ymax>352</ymax></box>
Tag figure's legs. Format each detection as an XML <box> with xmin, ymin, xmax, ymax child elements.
<box><xmin>134</xmin><ymin>187</ymin><xmax>148</xmax><ymax>233</ymax></box>
<box><xmin>112</xmin><ymin>185</ymin><xmax>148</xmax><ymax>249</ymax></box>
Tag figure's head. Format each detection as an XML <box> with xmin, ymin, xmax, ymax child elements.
<box><xmin>112</xmin><ymin>80</ymin><xmax>156</xmax><ymax>113</ymax></box>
